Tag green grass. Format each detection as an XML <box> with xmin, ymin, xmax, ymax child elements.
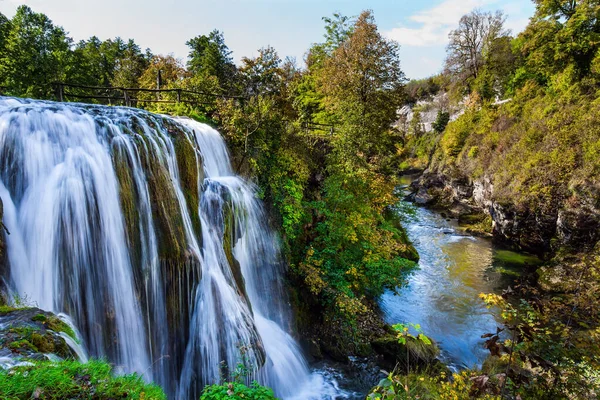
<box><xmin>0</xmin><ymin>359</ymin><xmax>166</xmax><ymax>400</ymax></box>
<box><xmin>0</xmin><ymin>305</ymin><xmax>31</xmax><ymax>314</ymax></box>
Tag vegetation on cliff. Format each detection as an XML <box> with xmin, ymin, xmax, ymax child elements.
<box><xmin>213</xmin><ymin>11</ymin><xmax>419</xmax><ymax>356</ymax></box>
<box><xmin>392</xmin><ymin>1</ymin><xmax>600</xmax><ymax>398</ymax></box>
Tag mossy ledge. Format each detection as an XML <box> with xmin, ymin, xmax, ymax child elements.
<box><xmin>0</xmin><ymin>307</ymin><xmax>77</xmax><ymax>361</ymax></box>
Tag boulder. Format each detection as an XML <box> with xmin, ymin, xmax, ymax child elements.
<box><xmin>0</xmin><ymin>307</ymin><xmax>78</xmax><ymax>368</ymax></box>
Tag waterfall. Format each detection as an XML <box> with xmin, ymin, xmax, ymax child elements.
<box><xmin>0</xmin><ymin>97</ymin><xmax>337</xmax><ymax>399</ymax></box>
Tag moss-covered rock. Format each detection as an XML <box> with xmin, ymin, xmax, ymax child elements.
<box><xmin>458</xmin><ymin>213</ymin><xmax>493</xmax><ymax>236</ymax></box>
<box><xmin>172</xmin><ymin>133</ymin><xmax>203</xmax><ymax>241</ymax></box>
<box><xmin>139</xmin><ymin>139</ymin><xmax>188</xmax><ymax>262</ymax></box>
<box><xmin>0</xmin><ymin>308</ymin><xmax>77</xmax><ymax>362</ymax></box>
<box><xmin>371</xmin><ymin>333</ymin><xmax>441</xmax><ymax>372</ymax></box>
<box><xmin>222</xmin><ymin>203</ymin><xmax>251</xmax><ymax>307</ymax></box>
<box><xmin>0</xmin><ymin>359</ymin><xmax>166</xmax><ymax>399</ymax></box>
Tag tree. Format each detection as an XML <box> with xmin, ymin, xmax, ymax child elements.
<box><xmin>0</xmin><ymin>12</ymin><xmax>11</xmax><ymax>60</ymax></box>
<box><xmin>70</xmin><ymin>37</ymin><xmax>113</xmax><ymax>87</ymax></box>
<box><xmin>445</xmin><ymin>10</ymin><xmax>509</xmax><ymax>87</ymax></box>
<box><xmin>319</xmin><ymin>10</ymin><xmax>406</xmax><ymax>158</ymax></box>
<box><xmin>534</xmin><ymin>0</ymin><xmax>580</xmax><ymax>20</ymax></box>
<box><xmin>186</xmin><ymin>30</ymin><xmax>237</xmax><ymax>93</ymax></box>
<box><xmin>514</xmin><ymin>0</ymin><xmax>600</xmax><ymax>86</ymax></box>
<box><xmin>0</xmin><ymin>5</ymin><xmax>72</xmax><ymax>98</ymax></box>
<box><xmin>139</xmin><ymin>55</ymin><xmax>186</xmax><ymax>90</ymax></box>
<box><xmin>111</xmin><ymin>39</ymin><xmax>150</xmax><ymax>88</ymax></box>
<box><xmin>240</xmin><ymin>46</ymin><xmax>282</xmax><ymax>97</ymax></box>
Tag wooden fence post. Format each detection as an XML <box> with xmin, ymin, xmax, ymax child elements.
<box><xmin>55</xmin><ymin>83</ymin><xmax>64</xmax><ymax>102</ymax></box>
<box><xmin>124</xmin><ymin>90</ymin><xmax>131</xmax><ymax>107</ymax></box>
<box><xmin>176</xmin><ymin>89</ymin><xmax>182</xmax><ymax>103</ymax></box>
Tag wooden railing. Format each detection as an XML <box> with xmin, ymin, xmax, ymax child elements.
<box><xmin>0</xmin><ymin>83</ymin><xmax>336</xmax><ymax>135</ymax></box>
<box><xmin>301</xmin><ymin>121</ymin><xmax>335</xmax><ymax>135</ymax></box>
<box><xmin>52</xmin><ymin>82</ymin><xmax>247</xmax><ymax>107</ymax></box>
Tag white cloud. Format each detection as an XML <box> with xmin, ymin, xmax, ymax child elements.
<box><xmin>384</xmin><ymin>0</ymin><xmax>494</xmax><ymax>47</ymax></box>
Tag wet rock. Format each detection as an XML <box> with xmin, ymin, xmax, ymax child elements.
<box><xmin>321</xmin><ymin>341</ymin><xmax>349</xmax><ymax>363</ymax></box>
<box><xmin>414</xmin><ymin>187</ymin><xmax>434</xmax><ymax>205</ymax></box>
<box><xmin>557</xmin><ymin>207</ymin><xmax>600</xmax><ymax>247</ymax></box>
<box><xmin>307</xmin><ymin>339</ymin><xmax>323</xmax><ymax>360</ymax></box>
<box><xmin>0</xmin><ymin>307</ymin><xmax>77</xmax><ymax>367</ymax></box>
<box><xmin>371</xmin><ymin>334</ymin><xmax>440</xmax><ymax>371</ymax></box>
<box><xmin>0</xmin><ymin>197</ymin><xmax>6</xmax><ymax>283</ymax></box>
<box><xmin>411</xmin><ymin>171</ymin><xmax>600</xmax><ymax>254</ymax></box>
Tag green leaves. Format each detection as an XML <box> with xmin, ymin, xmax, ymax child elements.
<box><xmin>200</xmin><ymin>381</ymin><xmax>277</xmax><ymax>400</ymax></box>
<box><xmin>393</xmin><ymin>322</ymin><xmax>433</xmax><ymax>347</ymax></box>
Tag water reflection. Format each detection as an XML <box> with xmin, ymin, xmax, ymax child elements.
<box><xmin>381</xmin><ymin>181</ymin><xmax>538</xmax><ymax>371</ymax></box>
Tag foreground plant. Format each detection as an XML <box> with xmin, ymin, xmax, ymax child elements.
<box><xmin>0</xmin><ymin>359</ymin><xmax>166</xmax><ymax>399</ymax></box>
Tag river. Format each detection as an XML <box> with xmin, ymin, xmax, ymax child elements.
<box><xmin>380</xmin><ymin>175</ymin><xmax>539</xmax><ymax>371</ymax></box>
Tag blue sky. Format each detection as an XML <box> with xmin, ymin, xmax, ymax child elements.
<box><xmin>0</xmin><ymin>0</ymin><xmax>535</xmax><ymax>79</ymax></box>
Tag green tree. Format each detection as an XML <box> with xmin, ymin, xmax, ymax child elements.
<box><xmin>111</xmin><ymin>39</ymin><xmax>150</xmax><ymax>88</ymax></box>
<box><xmin>0</xmin><ymin>5</ymin><xmax>72</xmax><ymax>98</ymax></box>
<box><xmin>240</xmin><ymin>46</ymin><xmax>282</xmax><ymax>97</ymax></box>
<box><xmin>186</xmin><ymin>30</ymin><xmax>237</xmax><ymax>93</ymax></box>
<box><xmin>70</xmin><ymin>36</ymin><xmax>115</xmax><ymax>87</ymax></box>
<box><xmin>0</xmin><ymin>12</ymin><xmax>11</xmax><ymax>61</ymax></box>
<box><xmin>515</xmin><ymin>0</ymin><xmax>600</xmax><ymax>89</ymax></box>
<box><xmin>319</xmin><ymin>10</ymin><xmax>406</xmax><ymax>161</ymax></box>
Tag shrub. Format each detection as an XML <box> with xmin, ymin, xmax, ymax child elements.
<box><xmin>200</xmin><ymin>381</ymin><xmax>277</xmax><ymax>400</ymax></box>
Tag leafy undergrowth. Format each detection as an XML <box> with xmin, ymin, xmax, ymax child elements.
<box><xmin>200</xmin><ymin>381</ymin><xmax>277</xmax><ymax>400</ymax></box>
<box><xmin>0</xmin><ymin>360</ymin><xmax>166</xmax><ymax>400</ymax></box>
<box><xmin>370</xmin><ymin>370</ymin><xmax>502</xmax><ymax>400</ymax></box>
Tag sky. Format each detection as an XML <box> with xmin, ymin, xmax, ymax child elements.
<box><xmin>0</xmin><ymin>0</ymin><xmax>536</xmax><ymax>80</ymax></box>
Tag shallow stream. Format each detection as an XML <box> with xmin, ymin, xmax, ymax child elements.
<box><xmin>380</xmin><ymin>176</ymin><xmax>539</xmax><ymax>371</ymax></box>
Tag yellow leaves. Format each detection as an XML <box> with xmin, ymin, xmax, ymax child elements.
<box><xmin>479</xmin><ymin>293</ymin><xmax>506</xmax><ymax>308</ymax></box>
<box><xmin>335</xmin><ymin>293</ymin><xmax>367</xmax><ymax>315</ymax></box>
<box><xmin>298</xmin><ymin>247</ymin><xmax>327</xmax><ymax>296</ymax></box>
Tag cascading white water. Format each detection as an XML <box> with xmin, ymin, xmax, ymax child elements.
<box><xmin>0</xmin><ymin>97</ymin><xmax>341</xmax><ymax>399</ymax></box>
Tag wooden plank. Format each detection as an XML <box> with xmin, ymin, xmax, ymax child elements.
<box><xmin>64</xmin><ymin>93</ymin><xmax>125</xmax><ymax>101</ymax></box>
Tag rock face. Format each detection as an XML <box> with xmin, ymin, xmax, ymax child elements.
<box><xmin>411</xmin><ymin>172</ymin><xmax>600</xmax><ymax>254</ymax></box>
<box><xmin>0</xmin><ymin>307</ymin><xmax>78</xmax><ymax>368</ymax></box>
<box><xmin>0</xmin><ymin>197</ymin><xmax>5</xmax><ymax>283</ymax></box>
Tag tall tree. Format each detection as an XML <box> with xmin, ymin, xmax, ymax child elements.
<box><xmin>111</xmin><ymin>39</ymin><xmax>150</xmax><ymax>88</ymax></box>
<box><xmin>0</xmin><ymin>12</ymin><xmax>10</xmax><ymax>60</ymax></box>
<box><xmin>186</xmin><ymin>30</ymin><xmax>237</xmax><ymax>93</ymax></box>
<box><xmin>139</xmin><ymin>54</ymin><xmax>186</xmax><ymax>90</ymax></box>
<box><xmin>445</xmin><ymin>10</ymin><xmax>509</xmax><ymax>86</ymax></box>
<box><xmin>0</xmin><ymin>5</ymin><xmax>72</xmax><ymax>98</ymax></box>
<box><xmin>319</xmin><ymin>10</ymin><xmax>405</xmax><ymax>158</ymax></box>
<box><xmin>70</xmin><ymin>36</ymin><xmax>112</xmax><ymax>87</ymax></box>
<box><xmin>240</xmin><ymin>46</ymin><xmax>282</xmax><ymax>97</ymax></box>
<box><xmin>516</xmin><ymin>0</ymin><xmax>600</xmax><ymax>84</ymax></box>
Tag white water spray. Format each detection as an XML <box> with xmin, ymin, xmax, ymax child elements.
<box><xmin>0</xmin><ymin>98</ymin><xmax>342</xmax><ymax>399</ymax></box>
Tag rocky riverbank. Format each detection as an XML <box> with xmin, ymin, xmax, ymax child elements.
<box><xmin>408</xmin><ymin>171</ymin><xmax>600</xmax><ymax>256</ymax></box>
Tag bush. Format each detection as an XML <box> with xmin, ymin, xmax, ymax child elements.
<box><xmin>200</xmin><ymin>381</ymin><xmax>277</xmax><ymax>400</ymax></box>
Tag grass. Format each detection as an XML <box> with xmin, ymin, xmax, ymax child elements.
<box><xmin>0</xmin><ymin>359</ymin><xmax>166</xmax><ymax>400</ymax></box>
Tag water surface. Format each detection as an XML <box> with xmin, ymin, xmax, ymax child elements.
<box><xmin>380</xmin><ymin>177</ymin><xmax>538</xmax><ymax>370</ymax></box>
